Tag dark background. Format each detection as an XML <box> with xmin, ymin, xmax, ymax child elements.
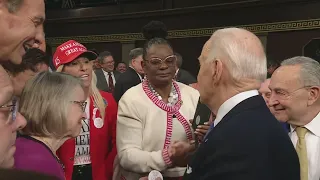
<box><xmin>45</xmin><ymin>0</ymin><xmax>320</xmax><ymax>77</ymax></box>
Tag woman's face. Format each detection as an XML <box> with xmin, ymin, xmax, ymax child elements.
<box><xmin>142</xmin><ymin>44</ymin><xmax>176</xmax><ymax>86</ymax></box>
<box><xmin>66</xmin><ymin>85</ymin><xmax>86</xmax><ymax>138</ymax></box>
<box><xmin>63</xmin><ymin>56</ymin><xmax>93</xmax><ymax>89</ymax></box>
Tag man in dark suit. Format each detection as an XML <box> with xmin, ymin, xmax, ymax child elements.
<box><xmin>174</xmin><ymin>53</ymin><xmax>197</xmax><ymax>85</ymax></box>
<box><xmin>114</xmin><ymin>48</ymin><xmax>144</xmax><ymax>102</ymax></box>
<box><xmin>171</xmin><ymin>28</ymin><xmax>300</xmax><ymax>180</ymax></box>
<box><xmin>94</xmin><ymin>51</ymin><xmax>120</xmax><ymax>92</ymax></box>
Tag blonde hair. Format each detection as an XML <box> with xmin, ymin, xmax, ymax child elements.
<box><xmin>56</xmin><ymin>65</ymin><xmax>106</xmax><ymax>119</ymax></box>
<box><xmin>19</xmin><ymin>71</ymin><xmax>84</xmax><ymax>138</ymax></box>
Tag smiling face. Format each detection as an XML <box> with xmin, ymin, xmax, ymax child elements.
<box><xmin>65</xmin><ymin>85</ymin><xmax>87</xmax><ymax>138</ymax></box>
<box><xmin>116</xmin><ymin>63</ymin><xmax>127</xmax><ymax>73</ymax></box>
<box><xmin>0</xmin><ymin>0</ymin><xmax>45</xmax><ymax>63</ymax></box>
<box><xmin>142</xmin><ymin>44</ymin><xmax>176</xmax><ymax>86</ymax></box>
<box><xmin>101</xmin><ymin>56</ymin><xmax>115</xmax><ymax>72</ymax></box>
<box><xmin>62</xmin><ymin>56</ymin><xmax>93</xmax><ymax>89</ymax></box>
<box><xmin>269</xmin><ymin>65</ymin><xmax>313</xmax><ymax>124</ymax></box>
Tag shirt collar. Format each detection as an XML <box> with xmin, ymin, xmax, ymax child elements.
<box><xmin>214</xmin><ymin>90</ymin><xmax>259</xmax><ymax>127</ymax></box>
<box><xmin>290</xmin><ymin>112</ymin><xmax>320</xmax><ymax>137</ymax></box>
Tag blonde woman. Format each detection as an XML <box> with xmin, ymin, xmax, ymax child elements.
<box><xmin>14</xmin><ymin>71</ymin><xmax>87</xmax><ymax>180</ymax></box>
<box><xmin>54</xmin><ymin>40</ymin><xmax>117</xmax><ymax>180</ymax></box>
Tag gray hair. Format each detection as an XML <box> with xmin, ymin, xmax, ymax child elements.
<box><xmin>281</xmin><ymin>56</ymin><xmax>320</xmax><ymax>86</ymax></box>
<box><xmin>6</xmin><ymin>0</ymin><xmax>23</xmax><ymax>13</ymax></box>
<box><xmin>129</xmin><ymin>48</ymin><xmax>143</xmax><ymax>63</ymax></box>
<box><xmin>19</xmin><ymin>71</ymin><xmax>84</xmax><ymax>138</ymax></box>
<box><xmin>97</xmin><ymin>51</ymin><xmax>112</xmax><ymax>64</ymax></box>
<box><xmin>207</xmin><ymin>28</ymin><xmax>267</xmax><ymax>83</ymax></box>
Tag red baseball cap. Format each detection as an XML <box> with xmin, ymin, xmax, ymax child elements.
<box><xmin>53</xmin><ymin>40</ymin><xmax>97</xmax><ymax>69</ymax></box>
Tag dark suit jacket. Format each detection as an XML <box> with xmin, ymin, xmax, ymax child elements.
<box><xmin>94</xmin><ymin>69</ymin><xmax>120</xmax><ymax>92</ymax></box>
<box><xmin>183</xmin><ymin>95</ymin><xmax>300</xmax><ymax>180</ymax></box>
<box><xmin>113</xmin><ymin>67</ymin><xmax>142</xmax><ymax>102</ymax></box>
<box><xmin>176</xmin><ymin>69</ymin><xmax>197</xmax><ymax>85</ymax></box>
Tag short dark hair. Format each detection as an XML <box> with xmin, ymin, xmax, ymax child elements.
<box><xmin>97</xmin><ymin>51</ymin><xmax>112</xmax><ymax>64</ymax></box>
<box><xmin>117</xmin><ymin>62</ymin><xmax>126</xmax><ymax>66</ymax></box>
<box><xmin>175</xmin><ymin>52</ymin><xmax>183</xmax><ymax>68</ymax></box>
<box><xmin>6</xmin><ymin>0</ymin><xmax>23</xmax><ymax>13</ymax></box>
<box><xmin>3</xmin><ymin>48</ymin><xmax>49</xmax><ymax>76</ymax></box>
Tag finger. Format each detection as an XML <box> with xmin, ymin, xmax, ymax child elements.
<box><xmin>189</xmin><ymin>119</ymin><xmax>193</xmax><ymax>124</ymax></box>
<box><xmin>197</xmin><ymin>125</ymin><xmax>210</xmax><ymax>130</ymax></box>
<box><xmin>198</xmin><ymin>135</ymin><xmax>204</xmax><ymax>141</ymax></box>
<box><xmin>196</xmin><ymin>129</ymin><xmax>209</xmax><ymax>134</ymax></box>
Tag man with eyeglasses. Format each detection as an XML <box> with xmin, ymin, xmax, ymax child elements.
<box><xmin>95</xmin><ymin>51</ymin><xmax>121</xmax><ymax>93</ymax></box>
<box><xmin>269</xmin><ymin>56</ymin><xmax>320</xmax><ymax>180</ymax></box>
<box><xmin>0</xmin><ymin>0</ymin><xmax>45</xmax><ymax>169</ymax></box>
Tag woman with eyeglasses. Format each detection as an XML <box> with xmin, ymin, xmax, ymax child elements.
<box><xmin>14</xmin><ymin>71</ymin><xmax>86</xmax><ymax>180</ymax></box>
<box><xmin>53</xmin><ymin>40</ymin><xmax>117</xmax><ymax>180</ymax></box>
<box><xmin>114</xmin><ymin>21</ymin><xmax>199</xmax><ymax>180</ymax></box>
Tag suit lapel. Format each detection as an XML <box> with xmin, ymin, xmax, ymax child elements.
<box><xmin>95</xmin><ymin>69</ymin><xmax>109</xmax><ymax>92</ymax></box>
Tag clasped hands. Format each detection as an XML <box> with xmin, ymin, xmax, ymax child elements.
<box><xmin>168</xmin><ymin>120</ymin><xmax>212</xmax><ymax>167</ymax></box>
<box><xmin>139</xmin><ymin>120</ymin><xmax>211</xmax><ymax>180</ymax></box>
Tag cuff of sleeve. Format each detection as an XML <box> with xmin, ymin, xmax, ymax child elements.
<box><xmin>162</xmin><ymin>148</ymin><xmax>173</xmax><ymax>167</ymax></box>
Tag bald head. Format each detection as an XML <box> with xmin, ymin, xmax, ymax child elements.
<box><xmin>204</xmin><ymin>28</ymin><xmax>267</xmax><ymax>83</ymax></box>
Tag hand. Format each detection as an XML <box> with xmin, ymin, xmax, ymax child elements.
<box><xmin>170</xmin><ymin>141</ymin><xmax>195</xmax><ymax>167</ymax></box>
<box><xmin>195</xmin><ymin>122</ymin><xmax>212</xmax><ymax>142</ymax></box>
<box><xmin>189</xmin><ymin>119</ymin><xmax>212</xmax><ymax>142</ymax></box>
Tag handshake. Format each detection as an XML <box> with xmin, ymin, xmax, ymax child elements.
<box><xmin>139</xmin><ymin>120</ymin><xmax>211</xmax><ymax>180</ymax></box>
<box><xmin>169</xmin><ymin>119</ymin><xmax>212</xmax><ymax>167</ymax></box>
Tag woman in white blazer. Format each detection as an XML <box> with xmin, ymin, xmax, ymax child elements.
<box><xmin>114</xmin><ymin>21</ymin><xmax>199</xmax><ymax>180</ymax></box>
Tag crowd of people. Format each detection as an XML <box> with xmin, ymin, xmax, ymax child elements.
<box><xmin>0</xmin><ymin>0</ymin><xmax>319</xmax><ymax>180</ymax></box>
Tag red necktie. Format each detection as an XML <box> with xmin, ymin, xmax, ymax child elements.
<box><xmin>108</xmin><ymin>72</ymin><xmax>114</xmax><ymax>92</ymax></box>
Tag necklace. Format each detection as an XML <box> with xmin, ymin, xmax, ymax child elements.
<box><xmin>148</xmin><ymin>82</ymin><xmax>178</xmax><ymax>106</ymax></box>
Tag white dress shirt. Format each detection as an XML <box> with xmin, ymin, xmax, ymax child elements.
<box><xmin>102</xmin><ymin>70</ymin><xmax>116</xmax><ymax>86</ymax></box>
<box><xmin>290</xmin><ymin>112</ymin><xmax>320</xmax><ymax>180</ymax></box>
<box><xmin>214</xmin><ymin>90</ymin><xmax>259</xmax><ymax>127</ymax></box>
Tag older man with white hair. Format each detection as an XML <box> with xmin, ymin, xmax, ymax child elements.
<box><xmin>269</xmin><ymin>56</ymin><xmax>320</xmax><ymax>180</ymax></box>
<box><xmin>180</xmin><ymin>28</ymin><xmax>299</xmax><ymax>180</ymax></box>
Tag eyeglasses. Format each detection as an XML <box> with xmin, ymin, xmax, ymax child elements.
<box><xmin>0</xmin><ymin>98</ymin><xmax>18</xmax><ymax>124</ymax></box>
<box><xmin>270</xmin><ymin>86</ymin><xmax>311</xmax><ymax>100</ymax></box>
<box><xmin>145</xmin><ymin>55</ymin><xmax>176</xmax><ymax>68</ymax></box>
<box><xmin>71</xmin><ymin>101</ymin><xmax>87</xmax><ymax>112</ymax></box>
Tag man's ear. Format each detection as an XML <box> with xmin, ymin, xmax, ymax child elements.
<box><xmin>307</xmin><ymin>86</ymin><xmax>320</xmax><ymax>106</ymax></box>
<box><xmin>212</xmin><ymin>59</ymin><xmax>223</xmax><ymax>83</ymax></box>
<box><xmin>141</xmin><ymin>60</ymin><xmax>146</xmax><ymax>69</ymax></box>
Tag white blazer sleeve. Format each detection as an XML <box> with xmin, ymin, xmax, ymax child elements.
<box><xmin>116</xmin><ymin>93</ymin><xmax>170</xmax><ymax>173</ymax></box>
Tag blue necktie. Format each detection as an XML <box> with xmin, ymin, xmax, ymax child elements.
<box><xmin>204</xmin><ymin>123</ymin><xmax>215</xmax><ymax>140</ymax></box>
